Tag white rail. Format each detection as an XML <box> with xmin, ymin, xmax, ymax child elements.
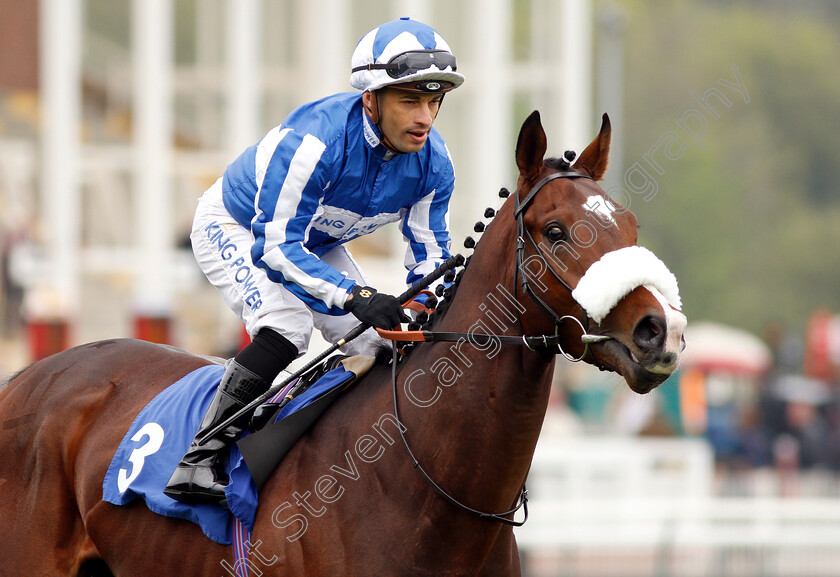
<box><xmin>514</xmin><ymin>437</ymin><xmax>840</xmax><ymax>577</ymax></box>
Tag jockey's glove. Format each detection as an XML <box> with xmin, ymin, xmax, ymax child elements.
<box><xmin>345</xmin><ymin>285</ymin><xmax>410</xmax><ymax>330</ymax></box>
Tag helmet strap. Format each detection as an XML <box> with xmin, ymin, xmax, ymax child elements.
<box><xmin>364</xmin><ymin>90</ymin><xmax>401</xmax><ymax>154</ymax></box>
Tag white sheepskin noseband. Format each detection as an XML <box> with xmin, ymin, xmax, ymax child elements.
<box><xmin>571</xmin><ymin>246</ymin><xmax>682</xmax><ymax>324</ymax></box>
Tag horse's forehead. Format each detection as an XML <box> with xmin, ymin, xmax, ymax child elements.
<box><xmin>582</xmin><ymin>193</ymin><xmax>619</xmax><ymax>224</ymax></box>
<box><xmin>536</xmin><ymin>178</ymin><xmax>633</xmax><ymax>225</ymax></box>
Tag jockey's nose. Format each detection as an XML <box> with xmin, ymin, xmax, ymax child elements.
<box><xmin>417</xmin><ymin>103</ymin><xmax>434</xmax><ymax>127</ymax></box>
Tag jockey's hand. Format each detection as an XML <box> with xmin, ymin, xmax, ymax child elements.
<box><xmin>345</xmin><ymin>285</ymin><xmax>410</xmax><ymax>330</ymax></box>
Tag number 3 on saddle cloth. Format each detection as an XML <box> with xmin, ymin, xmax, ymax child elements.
<box><xmin>102</xmin><ymin>355</ymin><xmax>374</xmax><ymax>545</ymax></box>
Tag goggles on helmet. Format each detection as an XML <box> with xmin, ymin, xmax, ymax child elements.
<box><xmin>352</xmin><ymin>50</ymin><xmax>457</xmax><ymax>80</ymax></box>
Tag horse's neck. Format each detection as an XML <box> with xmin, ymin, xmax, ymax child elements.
<box><xmin>396</xmin><ymin>208</ymin><xmax>556</xmax><ymax>511</ymax></box>
<box><xmin>436</xmin><ymin>212</ymin><xmax>556</xmax><ymax>432</ymax></box>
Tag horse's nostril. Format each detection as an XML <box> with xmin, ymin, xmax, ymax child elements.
<box><xmin>633</xmin><ymin>315</ymin><xmax>667</xmax><ymax>350</ymax></box>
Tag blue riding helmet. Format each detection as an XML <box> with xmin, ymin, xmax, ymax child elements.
<box><xmin>350</xmin><ymin>18</ymin><xmax>465</xmax><ymax>93</ymax></box>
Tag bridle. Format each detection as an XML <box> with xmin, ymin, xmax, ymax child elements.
<box><xmin>378</xmin><ymin>170</ymin><xmax>613</xmax><ymax>359</ymax></box>
<box><xmin>513</xmin><ymin>170</ymin><xmax>613</xmax><ymax>361</ymax></box>
<box><xmin>385</xmin><ymin>169</ymin><xmax>616</xmax><ymax>527</ymax></box>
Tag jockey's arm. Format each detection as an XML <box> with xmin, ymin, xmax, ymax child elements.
<box><xmin>401</xmin><ymin>180</ymin><xmax>454</xmax><ymax>305</ymax></box>
<box><xmin>249</xmin><ymin>132</ymin><xmax>356</xmax><ymax>316</ymax></box>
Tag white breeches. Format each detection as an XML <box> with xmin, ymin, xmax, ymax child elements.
<box><xmin>190</xmin><ymin>179</ymin><xmax>386</xmax><ymax>357</ymax></box>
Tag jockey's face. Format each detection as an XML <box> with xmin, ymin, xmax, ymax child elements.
<box><xmin>364</xmin><ymin>88</ymin><xmax>443</xmax><ymax>154</ymax></box>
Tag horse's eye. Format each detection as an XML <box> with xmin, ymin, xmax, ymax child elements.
<box><xmin>545</xmin><ymin>225</ymin><xmax>565</xmax><ymax>243</ymax></box>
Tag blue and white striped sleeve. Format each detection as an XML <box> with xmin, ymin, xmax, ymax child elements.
<box><xmin>400</xmin><ymin>180</ymin><xmax>453</xmax><ymax>287</ymax></box>
<box><xmin>250</xmin><ymin>130</ymin><xmax>355</xmax><ymax>315</ymax></box>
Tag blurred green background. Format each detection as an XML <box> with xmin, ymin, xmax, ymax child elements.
<box><xmin>610</xmin><ymin>0</ymin><xmax>840</xmax><ymax>337</ymax></box>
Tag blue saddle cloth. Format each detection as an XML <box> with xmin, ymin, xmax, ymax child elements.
<box><xmin>102</xmin><ymin>363</ymin><xmax>356</xmax><ymax>544</ymax></box>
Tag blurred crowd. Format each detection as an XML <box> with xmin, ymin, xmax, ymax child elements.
<box><xmin>709</xmin><ymin>317</ymin><xmax>840</xmax><ymax>473</ymax></box>
<box><xmin>551</xmin><ymin>313</ymin><xmax>840</xmax><ymax>476</ymax></box>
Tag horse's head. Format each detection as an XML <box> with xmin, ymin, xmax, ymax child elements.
<box><xmin>513</xmin><ymin>111</ymin><xmax>686</xmax><ymax>393</ymax></box>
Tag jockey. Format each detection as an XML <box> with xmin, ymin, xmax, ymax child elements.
<box><xmin>165</xmin><ymin>18</ymin><xmax>464</xmax><ymax>505</ymax></box>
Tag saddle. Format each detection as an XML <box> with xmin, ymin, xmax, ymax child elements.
<box><xmin>103</xmin><ymin>353</ymin><xmax>374</xmax><ymax>544</ymax></box>
<box><xmin>249</xmin><ymin>353</ymin><xmax>350</xmax><ymax>431</ymax></box>
<box><xmin>238</xmin><ymin>353</ymin><xmax>375</xmax><ymax>489</ymax></box>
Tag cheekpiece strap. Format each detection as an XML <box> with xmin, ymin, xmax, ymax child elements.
<box><xmin>514</xmin><ymin>171</ymin><xmax>592</xmax><ymax>218</ymax></box>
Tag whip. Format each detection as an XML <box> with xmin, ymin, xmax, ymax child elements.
<box><xmin>197</xmin><ymin>253</ymin><xmax>464</xmax><ymax>445</ymax></box>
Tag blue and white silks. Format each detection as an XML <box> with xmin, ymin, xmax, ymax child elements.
<box><xmin>221</xmin><ymin>92</ymin><xmax>454</xmax><ymax>316</ymax></box>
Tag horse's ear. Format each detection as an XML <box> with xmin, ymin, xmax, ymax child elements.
<box><xmin>515</xmin><ymin>111</ymin><xmax>548</xmax><ymax>181</ymax></box>
<box><xmin>574</xmin><ymin>113</ymin><xmax>611</xmax><ymax>181</ymax></box>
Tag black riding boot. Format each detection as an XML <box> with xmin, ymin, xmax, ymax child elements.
<box><xmin>164</xmin><ymin>360</ymin><xmax>269</xmax><ymax>505</ymax></box>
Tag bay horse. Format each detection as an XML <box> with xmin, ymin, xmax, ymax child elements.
<box><xmin>0</xmin><ymin>111</ymin><xmax>685</xmax><ymax>576</ymax></box>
